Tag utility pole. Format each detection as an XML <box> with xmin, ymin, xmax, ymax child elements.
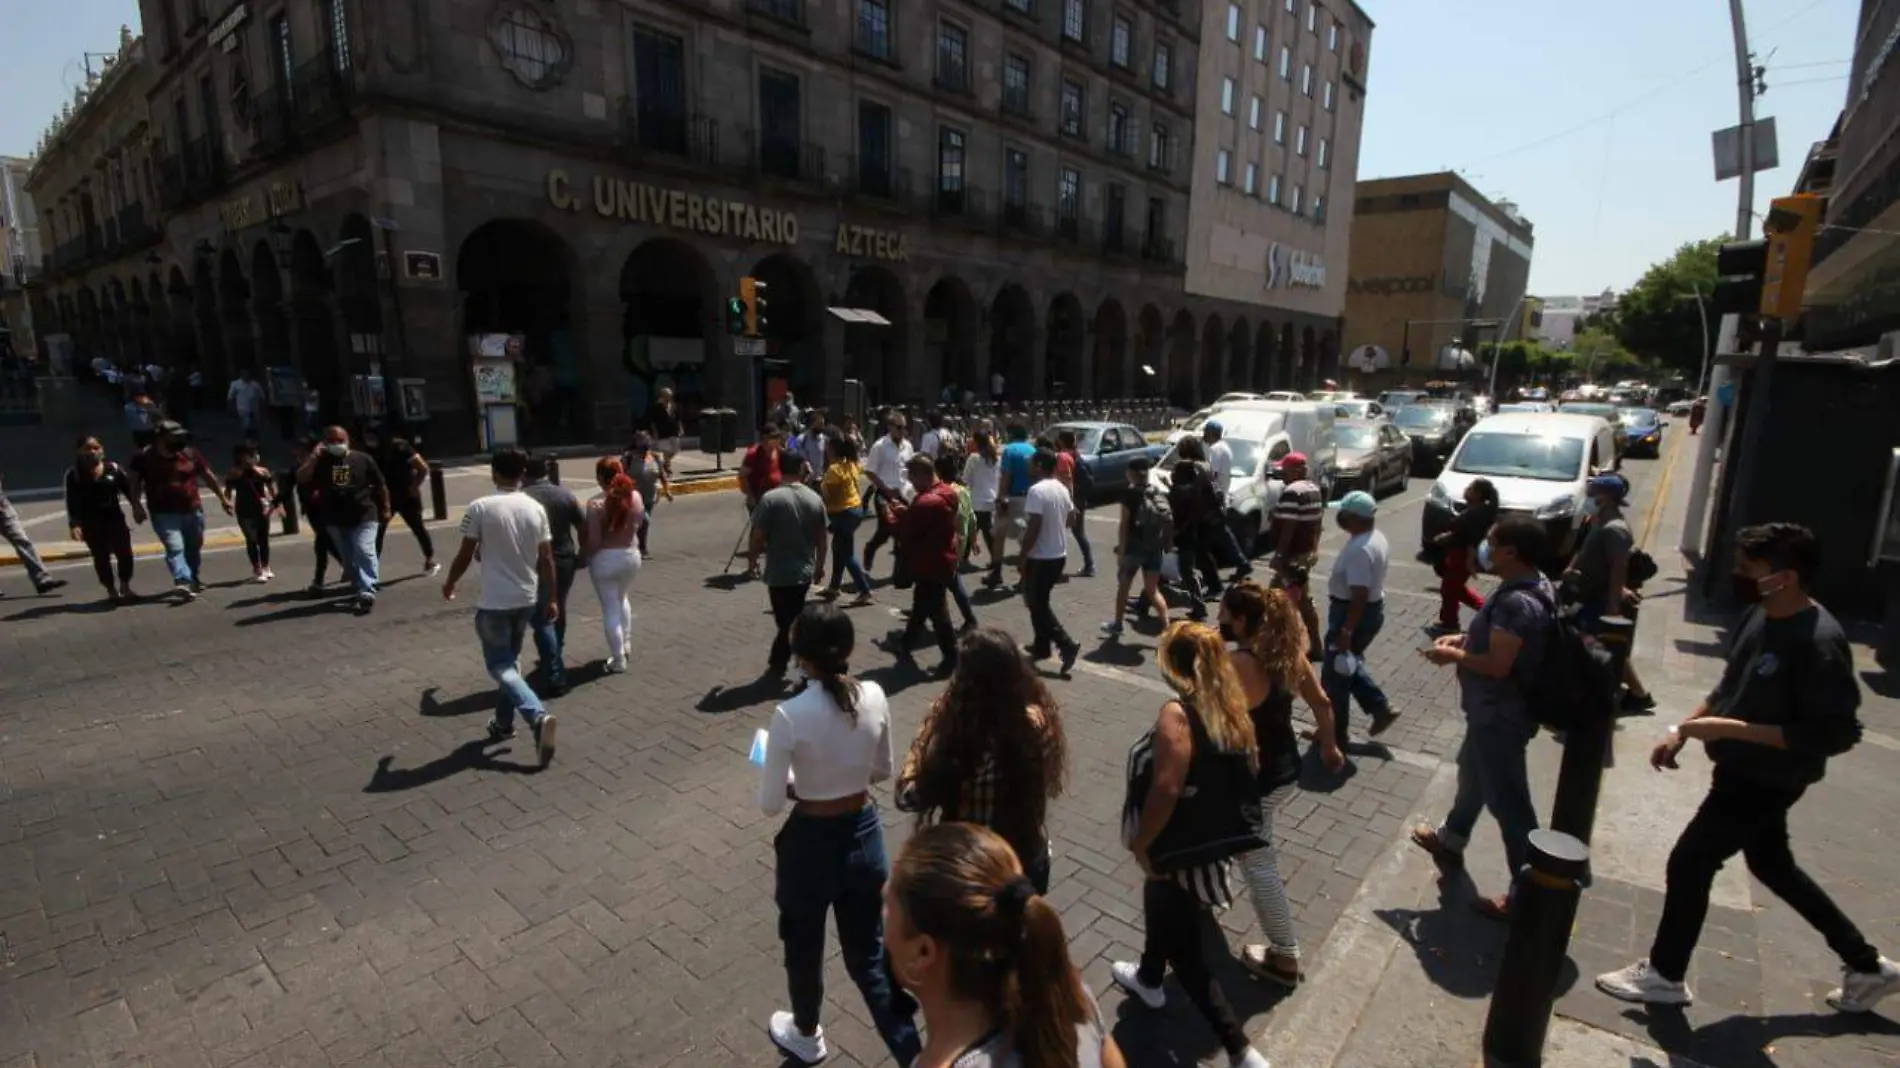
<box><xmin>1680</xmin><ymin>0</ymin><xmax>1757</xmax><ymax>556</ymax></box>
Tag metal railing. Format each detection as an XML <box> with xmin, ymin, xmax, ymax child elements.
<box><xmin>619</xmin><ymin>104</ymin><xmax>721</xmax><ymax>166</ymax></box>
<box><xmin>754</xmin><ymin>136</ymin><xmax>825</xmax><ymax>185</ymax></box>
<box><xmin>748</xmin><ymin>0</ymin><xmax>805</xmax><ymax>25</ymax></box>
<box><xmin>846</xmin><ymin>155</ymin><xmax>910</xmax><ymax>201</ymax></box>
<box><xmin>934</xmin><ymin>54</ymin><xmax>970</xmax><ymax>94</ymax></box>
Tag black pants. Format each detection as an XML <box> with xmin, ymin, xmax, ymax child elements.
<box><xmin>1022</xmin><ymin>557</ymin><xmax>1074</xmax><ymax>655</ymax></box>
<box><xmin>312</xmin><ymin>526</ymin><xmax>343</xmax><ymax>583</ymax></box>
<box><xmin>80</xmin><ymin>518</ymin><xmax>134</xmax><ymax>590</ymax></box>
<box><xmin>1071</xmin><ymin>507</ymin><xmax>1095</xmax><ymax>573</ymax></box>
<box><xmin>376</xmin><ymin>499</ymin><xmax>435</xmax><ymax>559</ymax></box>
<box><xmin>768</xmin><ymin>583</ymin><xmax>810</xmax><ymax>672</ymax></box>
<box><xmin>238</xmin><ymin>515</ymin><xmax>271</xmax><ymax>569</ymax></box>
<box><xmin>901</xmin><ymin>580</ymin><xmax>958</xmax><ymax>666</ymax></box>
<box><xmin>1649</xmin><ymin>770</ymin><xmax>1881</xmax><ymax>982</ymax></box>
<box><xmin>1178</xmin><ymin>527</ymin><xmax>1225</xmax><ymax>600</ymax></box>
<box><xmin>1138</xmin><ymin>878</ymin><xmax>1250</xmax><ymax>1058</ymax></box>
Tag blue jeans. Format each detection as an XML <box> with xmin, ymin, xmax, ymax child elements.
<box><xmin>826</xmin><ymin>511</ymin><xmax>871</xmax><ymax>595</ymax></box>
<box><xmin>1438</xmin><ymin>716</ymin><xmax>1540</xmax><ymax>882</ymax></box>
<box><xmin>324</xmin><ymin>520</ymin><xmax>380</xmax><ymax>599</ymax></box>
<box><xmin>775</xmin><ymin>804</ymin><xmax>921</xmax><ymax>1064</ymax></box>
<box><xmin>531</xmin><ymin>557</ymin><xmax>577</xmax><ymax>684</ymax></box>
<box><xmin>150</xmin><ymin>510</ymin><xmax>206</xmax><ymax>586</ymax></box>
<box><xmin>1322</xmin><ymin>596</ymin><xmax>1390</xmax><ymax>743</ymax></box>
<box><xmin>476</xmin><ymin>607</ymin><xmax>546</xmax><ymax>731</ymax></box>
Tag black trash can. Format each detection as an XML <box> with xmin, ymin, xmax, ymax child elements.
<box><xmin>701</xmin><ymin>407</ymin><xmax>739</xmax><ymax>455</ymax></box>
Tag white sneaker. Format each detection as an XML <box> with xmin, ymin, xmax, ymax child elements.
<box><xmin>604</xmin><ymin>657</ymin><xmax>627</xmax><ymax>674</ymax></box>
<box><xmin>1230</xmin><ymin>1049</ymin><xmax>1271</xmax><ymax>1068</ymax></box>
<box><xmin>263</xmin><ymin>568</ymin><xmax>275</xmax><ymax>580</ymax></box>
<box><xmin>767</xmin><ymin>1011</ymin><xmax>828</xmax><ymax>1064</ymax></box>
<box><xmin>1596</xmin><ymin>959</ymin><xmax>1692</xmax><ymax>1006</ymax></box>
<box><xmin>425</xmin><ymin>562</ymin><xmax>441</xmax><ymax>577</ymax></box>
<box><xmin>253</xmin><ymin>570</ymin><xmax>270</xmax><ymax>584</ymax></box>
<box><xmin>1827</xmin><ymin>957</ymin><xmax>1900</xmax><ymax>1013</ymax></box>
<box><xmin>1110</xmin><ymin>960</ymin><xmax>1165</xmax><ymax>1009</ymax></box>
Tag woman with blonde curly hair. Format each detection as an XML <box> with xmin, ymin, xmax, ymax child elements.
<box><xmin>1112</xmin><ymin>622</ymin><xmax>1270</xmax><ymax>1068</ymax></box>
<box><xmin>1221</xmin><ymin>580</ymin><xmax>1344</xmax><ymax>987</ymax></box>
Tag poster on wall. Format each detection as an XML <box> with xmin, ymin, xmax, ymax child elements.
<box><xmin>350</xmin><ymin>375</ymin><xmax>388</xmax><ymax>418</ymax></box>
<box><xmin>398</xmin><ymin>378</ymin><xmax>429</xmax><ymax>422</ymax></box>
<box><xmin>482</xmin><ymin>403</ymin><xmax>520</xmax><ymax>450</ymax></box>
<box><xmin>470</xmin><ymin>333</ymin><xmax>525</xmax><ymax>361</ymax></box>
<box><xmin>472</xmin><ymin>360</ymin><xmax>517</xmax><ymax>403</ymax></box>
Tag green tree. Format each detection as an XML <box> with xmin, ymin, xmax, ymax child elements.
<box><xmin>1612</xmin><ymin>237</ymin><xmax>1725</xmax><ymax>379</ymax></box>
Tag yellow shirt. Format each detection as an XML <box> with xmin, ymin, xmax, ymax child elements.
<box><xmin>822</xmin><ymin>461</ymin><xmax>863</xmax><ymax>514</ymax></box>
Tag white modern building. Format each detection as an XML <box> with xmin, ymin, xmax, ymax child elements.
<box><xmin>1530</xmin><ymin>288</ymin><xmax>1616</xmax><ymax>348</ymax></box>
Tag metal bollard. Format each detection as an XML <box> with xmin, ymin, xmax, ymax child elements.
<box><xmin>278</xmin><ymin>471</ymin><xmax>300</xmax><ymax>535</ymax></box>
<box><xmin>429</xmin><ymin>465</ymin><xmax>448</xmax><ymax>522</ymax></box>
<box><xmin>1480</xmin><ymin>830</ymin><xmax>1590</xmax><ymax>1067</ymax></box>
<box><xmin>1550</xmin><ymin>615</ymin><xmax>1635</xmax><ymax>854</ymax></box>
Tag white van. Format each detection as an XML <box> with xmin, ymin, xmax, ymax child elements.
<box><xmin>1151</xmin><ymin>401</ymin><xmax>1339</xmax><ymax>549</ymax></box>
<box><xmin>1422</xmin><ymin>412</ymin><xmax>1618</xmax><ymax>563</ymax></box>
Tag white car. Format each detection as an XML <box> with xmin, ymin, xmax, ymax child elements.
<box><xmin>1263</xmin><ymin>390</ymin><xmax>1306</xmax><ymax>402</ymax></box>
<box><xmin>1151</xmin><ymin>401</ymin><xmax>1339</xmax><ymax>550</ymax></box>
<box><xmin>1422</xmin><ymin>412</ymin><xmax>1619</xmax><ymax>565</ymax></box>
<box><xmin>1666</xmin><ymin>399</ymin><xmax>1695</xmax><ymax>416</ymax></box>
<box><xmin>1497</xmin><ymin>402</ymin><xmax>1555</xmax><ymax>414</ymax></box>
<box><xmin>1215</xmin><ymin>391</ymin><xmax>1264</xmax><ymax>404</ymax></box>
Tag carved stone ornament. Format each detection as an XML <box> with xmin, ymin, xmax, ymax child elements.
<box><xmin>487</xmin><ymin>1</ymin><xmax>573</xmax><ymax>91</ymax></box>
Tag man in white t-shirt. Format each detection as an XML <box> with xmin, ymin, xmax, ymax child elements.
<box><xmin>1017</xmin><ymin>448</ymin><xmax>1080</xmax><ymax>674</ymax></box>
<box><xmin>1323</xmin><ymin>491</ymin><xmax>1395</xmax><ymax>747</ymax></box>
<box><xmin>917</xmin><ymin>413</ymin><xmax>944</xmax><ymax>459</ymax></box>
<box><xmin>443</xmin><ymin>447</ymin><xmax>561</xmax><ymax>767</ymax></box>
<box><xmin>227</xmin><ymin>369</ymin><xmax>267</xmax><ymax>436</ymax></box>
<box><xmin>1201</xmin><ymin>420</ymin><xmax>1253</xmax><ymax>578</ymax></box>
<box><xmin>861</xmin><ymin>413</ymin><xmax>914</xmax><ymax>575</ymax></box>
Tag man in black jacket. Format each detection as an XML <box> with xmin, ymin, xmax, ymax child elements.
<box><xmin>1597</xmin><ymin>523</ymin><xmax>1898</xmax><ymax>1014</ymax></box>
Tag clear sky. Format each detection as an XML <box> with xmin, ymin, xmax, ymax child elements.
<box><xmin>1355</xmin><ymin>0</ymin><xmax>1862</xmax><ymax>296</ymax></box>
<box><xmin>2</xmin><ymin>0</ymin><xmax>1862</xmax><ymax>299</ymax></box>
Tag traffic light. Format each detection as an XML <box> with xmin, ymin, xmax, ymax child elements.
<box><xmin>725</xmin><ymin>295</ymin><xmax>746</xmax><ymax>336</ymax></box>
<box><xmin>1760</xmin><ymin>193</ymin><xmax>1824</xmax><ymax>320</ymax></box>
<box><xmin>1712</xmin><ymin>239</ymin><xmax>1768</xmax><ymax>317</ymax></box>
<box><xmin>740</xmin><ymin>276</ymin><xmax>768</xmax><ymax>337</ymax></box>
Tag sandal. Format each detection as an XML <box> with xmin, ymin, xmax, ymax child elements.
<box><xmin>1240</xmin><ymin>945</ymin><xmax>1303</xmax><ymax>988</ymax></box>
<box><xmin>1408</xmin><ymin>825</ymin><xmax>1466</xmax><ymax>869</ymax></box>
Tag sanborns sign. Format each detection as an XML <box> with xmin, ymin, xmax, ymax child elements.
<box><xmin>1266</xmin><ymin>242</ymin><xmax>1327</xmax><ymax>290</ymax></box>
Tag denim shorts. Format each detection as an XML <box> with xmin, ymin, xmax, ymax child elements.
<box><xmin>1118</xmin><ymin>551</ymin><xmax>1164</xmax><ymax>580</ymax></box>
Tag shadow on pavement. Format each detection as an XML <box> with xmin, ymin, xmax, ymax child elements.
<box><xmin>364</xmin><ymin>740</ymin><xmax>542</xmax><ymax>792</ymax></box>
<box><xmin>695</xmin><ymin>674</ymin><xmax>793</xmax><ymax>714</ymax></box>
<box><xmin>1084</xmin><ymin>640</ymin><xmax>1148</xmax><ymax>670</ymax></box>
<box><xmin>419</xmin><ymin>685</ymin><xmax>496</xmax><ymax>718</ymax></box>
<box><xmin>702</xmin><ymin>574</ymin><xmax>752</xmax><ymax>592</ymax></box>
<box><xmin>1635</xmin><ymin>1004</ymin><xmax>1900</xmax><ymax>1068</ymax></box>
<box><xmin>1108</xmin><ymin>928</ymin><xmax>1293</xmax><ymax>1068</ymax></box>
<box><xmin>1371</xmin><ymin>860</ymin><xmax>1532</xmax><ymax>1000</ymax></box>
<box><xmin>233</xmin><ymin>597</ymin><xmax>353</xmax><ymax>627</ymax></box>
<box><xmin>3</xmin><ymin>596</ymin><xmax>122</xmax><ymax>622</ymax></box>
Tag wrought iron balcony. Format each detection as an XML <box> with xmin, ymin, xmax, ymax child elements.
<box><xmin>846</xmin><ymin>155</ymin><xmax>910</xmax><ymax>202</ymax></box>
<box><xmin>618</xmin><ymin>104</ymin><xmax>722</xmax><ymax>166</ymax></box>
<box><xmin>754</xmin><ymin>135</ymin><xmax>825</xmax><ymax>186</ymax></box>
<box><xmin>1054</xmin><ymin>212</ymin><xmax>1083</xmax><ymax>243</ymax></box>
<box><xmin>1142</xmin><ymin>233</ymin><xmax>1179</xmax><ymax>265</ymax></box>
<box><xmin>748</xmin><ymin>0</ymin><xmax>805</xmax><ymax>26</ymax></box>
<box><xmin>934</xmin><ymin>55</ymin><xmax>970</xmax><ymax>94</ymax></box>
<box><xmin>118</xmin><ymin>203</ymin><xmax>161</xmax><ymax>250</ymax></box>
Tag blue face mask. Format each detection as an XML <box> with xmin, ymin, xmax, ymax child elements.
<box><xmin>1580</xmin><ymin>496</ymin><xmax>1600</xmax><ymax>519</ymax></box>
<box><xmin>1477</xmin><ymin>540</ymin><xmax>1495</xmax><ymax>573</ymax></box>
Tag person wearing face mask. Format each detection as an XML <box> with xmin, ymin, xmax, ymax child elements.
<box><xmin>885</xmin><ymin>823</ymin><xmax>1126</xmax><ymax>1068</ymax></box>
<box><xmin>1563</xmin><ymin>474</ymin><xmax>1657</xmax><ymax>713</ymax></box>
<box><xmin>1599</xmin><ymin>522</ymin><xmax>1898</xmax><ymax>1015</ymax></box>
<box><xmin>62</xmin><ymin>437</ymin><xmax>140</xmax><ymax>601</ymax></box>
<box><xmin>1427</xmin><ymin>478</ymin><xmax>1499</xmax><ymax>637</ymax></box>
<box><xmin>1320</xmin><ymin>491</ymin><xmax>1395</xmax><ymax>747</ymax></box>
<box><xmin>296</xmin><ymin>426</ymin><xmax>390</xmax><ymax>614</ymax></box>
<box><xmin>128</xmin><ymin>420</ymin><xmax>232</xmax><ymax>602</ymax></box>
<box><xmin>1410</xmin><ymin>516</ymin><xmax>1556</xmax><ymax>921</ymax></box>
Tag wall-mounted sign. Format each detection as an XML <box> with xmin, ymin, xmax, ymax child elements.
<box><xmin>404</xmin><ymin>251</ymin><xmax>442</xmax><ymax>281</ymax></box>
<box><xmin>219</xmin><ymin>179</ymin><xmax>304</xmax><ymax>231</ymax></box>
<box><xmin>835</xmin><ymin>224</ymin><xmax>909</xmax><ymax>262</ymax></box>
<box><xmin>209</xmin><ymin>3</ymin><xmax>249</xmax><ymax>50</ymax></box>
<box><xmin>545</xmin><ymin>170</ymin><xmax>800</xmax><ymax>246</ymax></box>
<box><xmin>1266</xmin><ymin>242</ymin><xmax>1327</xmax><ymax>290</ymax></box>
<box><xmin>1348</xmin><ymin>274</ymin><xmax>1435</xmax><ymax>297</ymax></box>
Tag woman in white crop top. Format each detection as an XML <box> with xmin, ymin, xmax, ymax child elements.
<box><xmin>756</xmin><ymin>604</ymin><xmax>921</xmax><ymax>1068</ymax></box>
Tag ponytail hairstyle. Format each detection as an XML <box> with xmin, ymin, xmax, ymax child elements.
<box><xmin>603</xmin><ymin>473</ymin><xmax>637</xmax><ymax>534</ymax></box>
<box><xmin>595</xmin><ymin>456</ymin><xmax>625</xmax><ymax>489</ymax></box>
<box><xmin>1220</xmin><ymin>581</ymin><xmax>1308</xmax><ymax>691</ymax></box>
<box><xmin>791</xmin><ymin>603</ymin><xmax>860</xmax><ymax>723</ymax></box>
<box><xmin>976</xmin><ymin>430</ymin><xmax>999</xmax><ymax>464</ymax></box>
<box><xmin>1157</xmin><ymin>621</ymin><xmax>1257</xmax><ymax>765</ymax></box>
<box><xmin>891</xmin><ymin>824</ymin><xmax>1092</xmax><ymax>1068</ymax></box>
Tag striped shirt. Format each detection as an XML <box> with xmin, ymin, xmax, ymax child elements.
<box><xmin>1121</xmin><ymin>730</ymin><xmax>1236</xmax><ymax>910</ymax></box>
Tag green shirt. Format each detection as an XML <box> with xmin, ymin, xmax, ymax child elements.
<box><xmin>754</xmin><ymin>483</ymin><xmax>827</xmax><ymax>587</ymax></box>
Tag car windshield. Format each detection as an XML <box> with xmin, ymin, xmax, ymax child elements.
<box><xmin>1335</xmin><ymin>400</ymin><xmax>1374</xmax><ymax>418</ymax></box>
<box><xmin>1381</xmin><ymin>392</ymin><xmax>1422</xmax><ymax>407</ymax></box>
<box><xmin>1394</xmin><ymin>406</ymin><xmax>1452</xmax><ymax>429</ymax></box>
<box><xmin>1049</xmin><ymin>425</ymin><xmax>1103</xmax><ymax>452</ymax></box>
<box><xmin>1620</xmin><ymin>408</ymin><xmax>1660</xmax><ymax>428</ymax></box>
<box><xmin>1562</xmin><ymin>403</ymin><xmax>1620</xmax><ymax>420</ymax></box>
<box><xmin>1337</xmin><ymin>425</ymin><xmax>1379</xmax><ymax>449</ymax></box>
<box><xmin>1158</xmin><ymin>437</ymin><xmax>1263</xmax><ymax>476</ymax></box>
<box><xmin>1452</xmin><ymin>432</ymin><xmax>1586</xmax><ymax>482</ymax></box>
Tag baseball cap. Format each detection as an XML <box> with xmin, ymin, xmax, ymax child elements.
<box><xmin>1281</xmin><ymin>451</ymin><xmax>1309</xmax><ymax>468</ymax></box>
<box><xmin>1587</xmin><ymin>473</ymin><xmax>1629</xmax><ymax>501</ymax></box>
<box><xmin>1203</xmin><ymin>418</ymin><xmax>1223</xmax><ymax>434</ymax></box>
<box><xmin>155</xmin><ymin>419</ymin><xmax>186</xmax><ymax>437</ymax></box>
<box><xmin>1332</xmin><ymin>490</ymin><xmax>1378</xmax><ymax>519</ymax></box>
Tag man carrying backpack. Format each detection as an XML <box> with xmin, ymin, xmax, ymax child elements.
<box><xmin>1410</xmin><ymin>515</ymin><xmax>1556</xmax><ymax>921</ymax></box>
<box><xmin>1103</xmin><ymin>456</ymin><xmax>1170</xmax><ymax>638</ymax></box>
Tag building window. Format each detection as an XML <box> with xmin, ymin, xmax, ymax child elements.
<box><xmin>1057</xmin><ymin>167</ymin><xmax>1081</xmax><ymax>234</ymax></box>
<box><xmin>1285</xmin><ymin>0</ymin><xmax>1297</xmax><ymax>12</ymax></box>
<box><xmin>936</xmin><ymin>22</ymin><xmax>969</xmax><ymax>91</ymax></box>
<box><xmin>939</xmin><ymin>126</ymin><xmax>967</xmax><ymax>210</ymax></box>
<box><xmin>858</xmin><ymin>100</ymin><xmax>893</xmax><ymax>194</ymax></box>
<box><xmin>1267</xmin><ymin>173</ymin><xmax>1281</xmax><ymax>205</ymax></box>
<box><xmin>1108</xmin><ymin>102</ymin><xmax>1132</xmax><ymax>154</ymax></box>
<box><xmin>1145</xmin><ymin>195</ymin><xmax>1166</xmax><ymax>248</ymax></box>
<box><xmin>631</xmin><ymin>25</ymin><xmax>688</xmax><ymax>153</ymax></box>
<box><xmin>1324</xmin><ymin>80</ymin><xmax>1336</xmax><ymax>110</ymax></box>
<box><xmin>494</xmin><ymin>7</ymin><xmax>567</xmax><ymax>87</ymax></box>
<box><xmin>1152</xmin><ymin>41</ymin><xmax>1171</xmax><ymax>88</ymax></box>
<box><xmin>856</xmin><ymin>0</ymin><xmax>891</xmax><ymax>59</ymax></box>
<box><xmin>1254</xmin><ymin>25</ymin><xmax>1267</xmax><ymax>61</ymax></box>
<box><xmin>1317</xmin><ymin>137</ymin><xmax>1330</xmax><ymax>168</ymax></box>
<box><xmin>758</xmin><ymin>69</ymin><xmax>803</xmax><ymax>178</ymax></box>
<box><xmin>1149</xmin><ymin>122</ymin><xmax>1169</xmax><ymax>170</ymax></box>
<box><xmin>1216</xmin><ymin>148</ymin><xmax>1231</xmax><ymax>185</ymax></box>
<box><xmin>1105</xmin><ymin>183</ymin><xmax>1126</xmax><ymax>247</ymax></box>
<box><xmin>1307</xmin><ymin>3</ymin><xmax>1318</xmax><ymax>32</ymax></box>
<box><xmin>1278</xmin><ymin>45</ymin><xmax>1291</xmax><ymax>79</ymax></box>
<box><xmin>1248</xmin><ymin>95</ymin><xmax>1261</xmax><ymax>129</ymax></box>
<box><xmin>1111</xmin><ymin>15</ymin><xmax>1132</xmax><ymax>67</ymax></box>
<box><xmin>1273</xmin><ymin>109</ymin><xmax>1286</xmax><ymax>144</ymax></box>
<box><xmin>270</xmin><ymin>14</ymin><xmax>294</xmax><ymax>93</ymax></box>
<box><xmin>1060</xmin><ymin>79</ymin><xmax>1085</xmax><ymax>138</ymax></box>
<box><xmin>1003</xmin><ymin>54</ymin><xmax>1032</xmax><ymax>116</ymax></box>
<box><xmin>198</xmin><ymin>73</ymin><xmax>222</xmax><ymax>147</ymax></box>
<box><xmin>1005</xmin><ymin>148</ymin><xmax>1029</xmax><ymax>208</ymax></box>
<box><xmin>326</xmin><ymin>0</ymin><xmax>351</xmax><ymax>71</ymax></box>
<box><xmin>1063</xmin><ymin>0</ymin><xmax>1086</xmax><ymax>42</ymax></box>
<box><xmin>1292</xmin><ymin>184</ymin><xmax>1305</xmax><ymax>214</ymax></box>
<box><xmin>1296</xmin><ymin>124</ymin><xmax>1308</xmax><ymax>156</ymax></box>
<box><xmin>1006</xmin><ymin>0</ymin><xmax>1032</xmax><ymax>12</ymax></box>
<box><xmin>1328</xmin><ymin>21</ymin><xmax>1340</xmax><ymax>52</ymax></box>
<box><xmin>1225</xmin><ymin>3</ymin><xmax>1240</xmax><ymax>41</ymax></box>
<box><xmin>1221</xmin><ymin>77</ymin><xmax>1235</xmax><ymax>115</ymax></box>
<box><xmin>1314</xmin><ymin>193</ymin><xmax>1327</xmax><ymax>221</ymax></box>
<box><xmin>1301</xmin><ymin>63</ymin><xmax>1313</xmax><ymax>96</ymax></box>
<box><xmin>1243</xmin><ymin>162</ymin><xmax>1258</xmax><ymax>195</ymax></box>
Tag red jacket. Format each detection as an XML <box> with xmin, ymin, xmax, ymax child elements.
<box><xmin>896</xmin><ymin>483</ymin><xmax>960</xmax><ymax>585</ymax></box>
<box><xmin>742</xmin><ymin>443</ymin><xmax>784</xmax><ymax>498</ymax></box>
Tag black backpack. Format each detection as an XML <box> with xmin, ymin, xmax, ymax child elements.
<box><xmin>1513</xmin><ymin>586</ymin><xmax>1618</xmax><ymax>732</ymax></box>
<box><xmin>1627</xmin><ymin>547</ymin><xmax>1659</xmax><ymax>589</ymax></box>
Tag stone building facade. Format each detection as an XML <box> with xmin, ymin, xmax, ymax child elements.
<box><xmin>27</xmin><ymin>0</ymin><xmax>1350</xmax><ymax>453</ymax></box>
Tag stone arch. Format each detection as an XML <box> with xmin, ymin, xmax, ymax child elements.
<box><xmin>1045</xmin><ymin>292</ymin><xmax>1086</xmax><ymax>399</ymax></box>
<box><xmin>987</xmin><ymin>284</ymin><xmax>1034</xmax><ymax>402</ymax></box>
<box><xmin>1166</xmin><ymin>309</ymin><xmax>1195</xmax><ymax>408</ymax></box>
<box><xmin>458</xmin><ymin>219</ymin><xmax>584</xmax><ymax>445</ymax></box>
<box><xmin>1136</xmin><ymin>304</ymin><xmax>1165</xmax><ymax>397</ymax></box>
<box><xmin>925</xmin><ymin>276</ymin><xmax>979</xmax><ymax>402</ymax></box>
<box><xmin>841</xmin><ymin>264</ymin><xmax>908</xmax><ymax>408</ymax></box>
<box><xmin>285</xmin><ymin>230</ymin><xmax>345</xmax><ymax>428</ymax></box>
<box><xmin>1092</xmin><ymin>298</ymin><xmax>1129</xmax><ymax>398</ymax></box>
<box><xmin>621</xmin><ymin>236</ymin><xmax>719</xmax><ymax>429</ymax></box>
<box><xmin>192</xmin><ymin>254</ymin><xmax>229</xmax><ymax>389</ymax></box>
<box><xmin>251</xmin><ymin>241</ymin><xmax>292</xmax><ymax>380</ymax></box>
<box><xmin>1279</xmin><ymin>322</ymin><xmax>1297</xmax><ymax>391</ymax></box>
<box><xmin>1319</xmin><ymin>330</ymin><xmax>1339</xmax><ymax>386</ymax></box>
<box><xmin>1199</xmin><ymin>313</ymin><xmax>1225</xmax><ymax>401</ymax></box>
<box><xmin>335</xmin><ymin>215</ymin><xmax>382</xmax><ymax>341</ymax></box>
<box><xmin>127</xmin><ymin>278</ymin><xmax>154</xmax><ymax>368</ymax></box>
<box><xmin>1227</xmin><ymin>317</ymin><xmax>1251</xmax><ymax>396</ymax></box>
<box><xmin>748</xmin><ymin>251</ymin><xmax>827</xmax><ymax>422</ymax></box>
<box><xmin>1255</xmin><ymin>321</ymin><xmax>1278</xmax><ymax>390</ymax></box>
<box><xmin>166</xmin><ymin>266</ymin><xmax>197</xmax><ymax>376</ymax></box>
<box><xmin>219</xmin><ymin>247</ymin><xmax>257</xmax><ymax>377</ymax></box>
<box><xmin>1301</xmin><ymin>326</ymin><xmax>1318</xmax><ymax>391</ymax></box>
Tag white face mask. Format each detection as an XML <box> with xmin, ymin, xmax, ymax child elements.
<box><xmin>323</xmin><ymin>443</ymin><xmax>348</xmax><ymax>458</ymax></box>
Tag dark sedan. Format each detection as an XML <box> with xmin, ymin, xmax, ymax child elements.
<box><xmin>1334</xmin><ymin>419</ymin><xmax>1412</xmax><ymax>497</ymax></box>
<box><xmin>1618</xmin><ymin>407</ymin><xmax>1665</xmax><ymax>458</ymax></box>
<box><xmin>1392</xmin><ymin>404</ymin><xmax>1463</xmax><ymax>476</ymax></box>
<box><xmin>1046</xmin><ymin>421</ymin><xmax>1168</xmax><ymax>506</ymax></box>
